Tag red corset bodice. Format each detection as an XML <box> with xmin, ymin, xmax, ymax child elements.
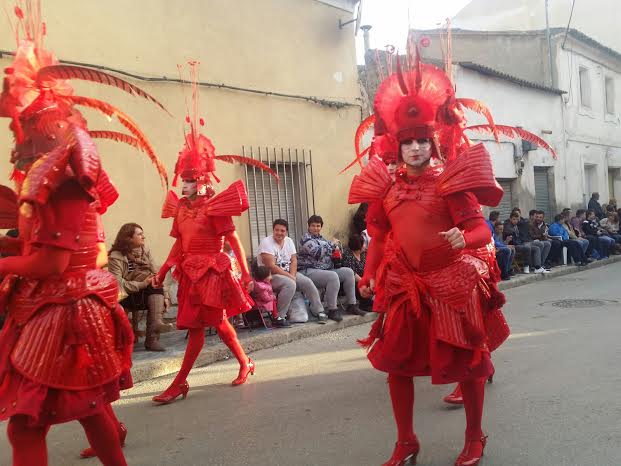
<box><xmin>176</xmin><ymin>202</ymin><xmax>226</xmax><ymax>255</ymax></box>
<box><xmin>385</xmin><ymin>168</ymin><xmax>460</xmax><ymax>271</ymax></box>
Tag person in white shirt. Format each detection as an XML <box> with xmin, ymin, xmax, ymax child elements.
<box><xmin>257</xmin><ymin>219</ymin><xmax>327</xmax><ymax>325</ymax></box>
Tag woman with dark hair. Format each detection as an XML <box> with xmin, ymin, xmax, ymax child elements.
<box><xmin>108</xmin><ymin>223</ymin><xmax>173</xmax><ymax>352</ymax></box>
<box><xmin>342</xmin><ymin>234</ymin><xmax>373</xmax><ymax>311</ymax></box>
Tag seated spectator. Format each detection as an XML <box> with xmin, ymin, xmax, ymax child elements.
<box><xmin>257</xmin><ymin>219</ymin><xmax>327</xmax><ymax>326</ymax></box>
<box><xmin>588</xmin><ymin>192</ymin><xmax>605</xmax><ymax>220</ymax></box>
<box><xmin>342</xmin><ymin>233</ymin><xmax>373</xmax><ymax>310</ymax></box>
<box><xmin>486</xmin><ymin>211</ymin><xmax>514</xmax><ymax>280</ymax></box>
<box><xmin>549</xmin><ymin>214</ymin><xmax>588</xmax><ymax>266</ymax></box>
<box><xmin>513</xmin><ymin>207</ymin><xmax>551</xmax><ymax>267</ymax></box>
<box><xmin>582</xmin><ymin>210</ymin><xmax>615</xmax><ymax>258</ymax></box>
<box><xmin>251</xmin><ymin>265</ymin><xmax>278</xmax><ymax>321</ymax></box>
<box><xmin>503</xmin><ymin>211</ymin><xmax>548</xmax><ymax>274</ymax></box>
<box><xmin>108</xmin><ymin>223</ymin><xmax>173</xmax><ymax>352</ymax></box>
<box><xmin>493</xmin><ymin>221</ymin><xmax>515</xmax><ymax>281</ymax></box>
<box><xmin>530</xmin><ymin>210</ymin><xmax>559</xmax><ymax>267</ymax></box>
<box><xmin>298</xmin><ymin>215</ymin><xmax>365</xmax><ymax>322</ymax></box>
<box><xmin>571</xmin><ymin>209</ymin><xmax>598</xmax><ymax>256</ymax></box>
<box><xmin>562</xmin><ymin>209</ymin><xmax>588</xmax><ymax>253</ymax></box>
<box><xmin>600</xmin><ymin>211</ymin><xmax>621</xmax><ymax>245</ymax></box>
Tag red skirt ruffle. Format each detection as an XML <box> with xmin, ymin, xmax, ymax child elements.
<box><xmin>175</xmin><ymin>269</ymin><xmax>253</xmax><ymax>329</ymax></box>
<box><xmin>367</xmin><ymin>288</ymin><xmax>494</xmax><ymax>384</ymax></box>
<box><xmin>0</xmin><ymin>319</ymin><xmax>133</xmax><ymax>428</ymax></box>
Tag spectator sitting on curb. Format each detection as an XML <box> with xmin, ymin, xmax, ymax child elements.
<box><xmin>600</xmin><ymin>211</ymin><xmax>621</xmax><ymax>246</ymax></box>
<box><xmin>530</xmin><ymin>210</ymin><xmax>559</xmax><ymax>267</ymax></box>
<box><xmin>486</xmin><ymin>211</ymin><xmax>513</xmax><ymax>280</ymax></box>
<box><xmin>257</xmin><ymin>219</ymin><xmax>327</xmax><ymax>326</ymax></box>
<box><xmin>549</xmin><ymin>214</ymin><xmax>589</xmax><ymax>266</ymax></box>
<box><xmin>512</xmin><ymin>207</ymin><xmax>551</xmax><ymax>269</ymax></box>
<box><xmin>582</xmin><ymin>209</ymin><xmax>615</xmax><ymax>258</ymax></box>
<box><xmin>298</xmin><ymin>215</ymin><xmax>366</xmax><ymax>322</ymax></box>
<box><xmin>563</xmin><ymin>209</ymin><xmax>590</xmax><ymax>255</ymax></box>
<box><xmin>342</xmin><ymin>233</ymin><xmax>373</xmax><ymax>311</ymax></box>
<box><xmin>250</xmin><ymin>264</ymin><xmax>278</xmax><ymax>322</ymax></box>
<box><xmin>493</xmin><ymin>219</ymin><xmax>515</xmax><ymax>281</ymax></box>
<box><xmin>503</xmin><ymin>211</ymin><xmax>548</xmax><ymax>274</ymax></box>
<box><xmin>571</xmin><ymin>209</ymin><xmax>598</xmax><ymax>257</ymax></box>
<box><xmin>108</xmin><ymin>223</ymin><xmax>173</xmax><ymax>352</ymax></box>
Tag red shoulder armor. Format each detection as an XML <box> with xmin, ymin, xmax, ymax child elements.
<box><xmin>205</xmin><ymin>180</ymin><xmax>250</xmax><ymax>217</ymax></box>
<box><xmin>437</xmin><ymin>143</ymin><xmax>503</xmax><ymax>207</ymax></box>
<box><xmin>162</xmin><ymin>190</ymin><xmax>180</xmax><ymax>218</ymax></box>
<box><xmin>348</xmin><ymin>155</ymin><xmax>393</xmax><ymax>204</ymax></box>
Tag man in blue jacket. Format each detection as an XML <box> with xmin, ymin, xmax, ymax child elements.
<box><xmin>549</xmin><ymin>214</ymin><xmax>588</xmax><ymax>266</ymax></box>
<box><xmin>487</xmin><ymin>211</ymin><xmax>514</xmax><ymax>280</ymax></box>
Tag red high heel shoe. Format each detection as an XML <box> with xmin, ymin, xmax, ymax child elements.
<box><xmin>454</xmin><ymin>435</ymin><xmax>487</xmax><ymax>466</ymax></box>
<box><xmin>382</xmin><ymin>438</ymin><xmax>420</xmax><ymax>466</ymax></box>
<box><xmin>79</xmin><ymin>423</ymin><xmax>127</xmax><ymax>459</ymax></box>
<box><xmin>232</xmin><ymin>358</ymin><xmax>255</xmax><ymax>386</ymax></box>
<box><xmin>443</xmin><ymin>384</ymin><xmax>464</xmax><ymax>405</ymax></box>
<box><xmin>152</xmin><ymin>381</ymin><xmax>190</xmax><ymax>404</ymax></box>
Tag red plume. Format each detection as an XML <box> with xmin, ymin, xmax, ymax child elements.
<box><xmin>457</xmin><ymin>98</ymin><xmax>499</xmax><ymax>142</ymax></box>
<box><xmin>66</xmin><ymin>95</ymin><xmax>169</xmax><ymax>187</ymax></box>
<box><xmin>37</xmin><ymin>65</ymin><xmax>171</xmax><ymax>115</ymax></box>
<box><xmin>214</xmin><ymin>155</ymin><xmax>280</xmax><ymax>181</ymax></box>
<box><xmin>465</xmin><ymin>124</ymin><xmax>557</xmax><ymax>158</ymax></box>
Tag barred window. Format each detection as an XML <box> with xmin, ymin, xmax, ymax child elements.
<box><xmin>243</xmin><ymin>147</ymin><xmax>315</xmax><ymax>255</ymax></box>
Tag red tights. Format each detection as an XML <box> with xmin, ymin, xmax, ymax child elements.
<box><xmin>7</xmin><ymin>412</ymin><xmax>127</xmax><ymax>466</ymax></box>
<box><xmin>171</xmin><ymin>319</ymin><xmax>248</xmax><ymax>387</ymax></box>
<box><xmin>387</xmin><ymin>374</ymin><xmax>486</xmax><ymax>442</ymax></box>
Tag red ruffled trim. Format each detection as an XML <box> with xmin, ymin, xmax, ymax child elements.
<box><xmin>0</xmin><ymin>366</ymin><xmax>132</xmax><ymax>427</ymax></box>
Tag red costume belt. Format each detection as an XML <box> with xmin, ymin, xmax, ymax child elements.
<box><xmin>380</xmin><ymin>250</ymin><xmax>490</xmax><ymax>351</ymax></box>
<box><xmin>6</xmin><ymin>268</ymin><xmax>118</xmax><ymax>325</ymax></box>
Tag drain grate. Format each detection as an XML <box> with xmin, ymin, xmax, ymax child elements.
<box><xmin>540</xmin><ymin>299</ymin><xmax>618</xmax><ymax>308</ymax></box>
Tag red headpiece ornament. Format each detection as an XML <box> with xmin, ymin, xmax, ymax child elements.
<box><xmin>0</xmin><ymin>0</ymin><xmax>170</xmax><ymax>187</ymax></box>
<box><xmin>370</xmin><ymin>134</ymin><xmax>399</xmax><ymax>164</ymax></box>
<box><xmin>342</xmin><ymin>26</ymin><xmax>557</xmax><ymax>173</ymax></box>
<box><xmin>173</xmin><ymin>61</ymin><xmax>278</xmax><ymax>195</ymax></box>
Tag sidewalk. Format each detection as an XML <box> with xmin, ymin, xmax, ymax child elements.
<box><xmin>131</xmin><ymin>255</ymin><xmax>621</xmax><ymax>383</ymax></box>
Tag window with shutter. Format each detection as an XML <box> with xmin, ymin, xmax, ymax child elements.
<box><xmin>496</xmin><ymin>179</ymin><xmax>515</xmax><ymax>222</ymax></box>
<box><xmin>243</xmin><ymin>147</ymin><xmax>315</xmax><ymax>256</ymax></box>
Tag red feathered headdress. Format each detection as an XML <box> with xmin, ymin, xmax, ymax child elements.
<box><xmin>173</xmin><ymin>61</ymin><xmax>278</xmax><ymax>193</ymax></box>
<box><xmin>0</xmin><ymin>0</ymin><xmax>170</xmax><ymax>187</ymax></box>
<box><xmin>374</xmin><ymin>59</ymin><xmax>454</xmax><ymax>143</ymax></box>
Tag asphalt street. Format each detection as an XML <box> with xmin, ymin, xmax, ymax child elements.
<box><xmin>1</xmin><ymin>262</ymin><xmax>620</xmax><ymax>465</ymax></box>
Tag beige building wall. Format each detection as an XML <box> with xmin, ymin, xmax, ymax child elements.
<box><xmin>0</xmin><ymin>0</ymin><xmax>361</xmax><ymax>260</ymax></box>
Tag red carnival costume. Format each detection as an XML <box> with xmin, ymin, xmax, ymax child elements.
<box><xmin>0</xmin><ymin>3</ymin><xmax>168</xmax><ymax>465</ymax></box>
<box><xmin>152</xmin><ymin>62</ymin><xmax>277</xmax><ymax>404</ymax></box>
<box><xmin>348</xmin><ymin>37</ymin><xmax>555</xmax><ymax>465</ymax></box>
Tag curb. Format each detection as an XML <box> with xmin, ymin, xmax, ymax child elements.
<box><xmin>132</xmin><ymin>255</ymin><xmax>621</xmax><ymax>384</ymax></box>
<box><xmin>496</xmin><ymin>255</ymin><xmax>621</xmax><ymax>291</ymax></box>
<box><xmin>132</xmin><ymin>312</ymin><xmax>377</xmax><ymax>383</ymax></box>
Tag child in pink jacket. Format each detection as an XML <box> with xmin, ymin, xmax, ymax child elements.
<box><xmin>252</xmin><ymin>265</ymin><xmax>277</xmax><ymax>319</ymax></box>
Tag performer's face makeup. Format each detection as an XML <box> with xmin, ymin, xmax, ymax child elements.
<box><xmin>401</xmin><ymin>138</ymin><xmax>432</xmax><ymax>168</ymax></box>
<box><xmin>182</xmin><ymin>179</ymin><xmax>198</xmax><ymax>196</ymax></box>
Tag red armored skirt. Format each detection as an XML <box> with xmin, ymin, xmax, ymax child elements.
<box><xmin>174</xmin><ymin>252</ymin><xmax>253</xmax><ymax>329</ymax></box>
<box><xmin>366</xmin><ymin>253</ymin><xmax>509</xmax><ymax>384</ymax></box>
<box><xmin>0</xmin><ymin>292</ymin><xmax>133</xmax><ymax>427</ymax></box>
